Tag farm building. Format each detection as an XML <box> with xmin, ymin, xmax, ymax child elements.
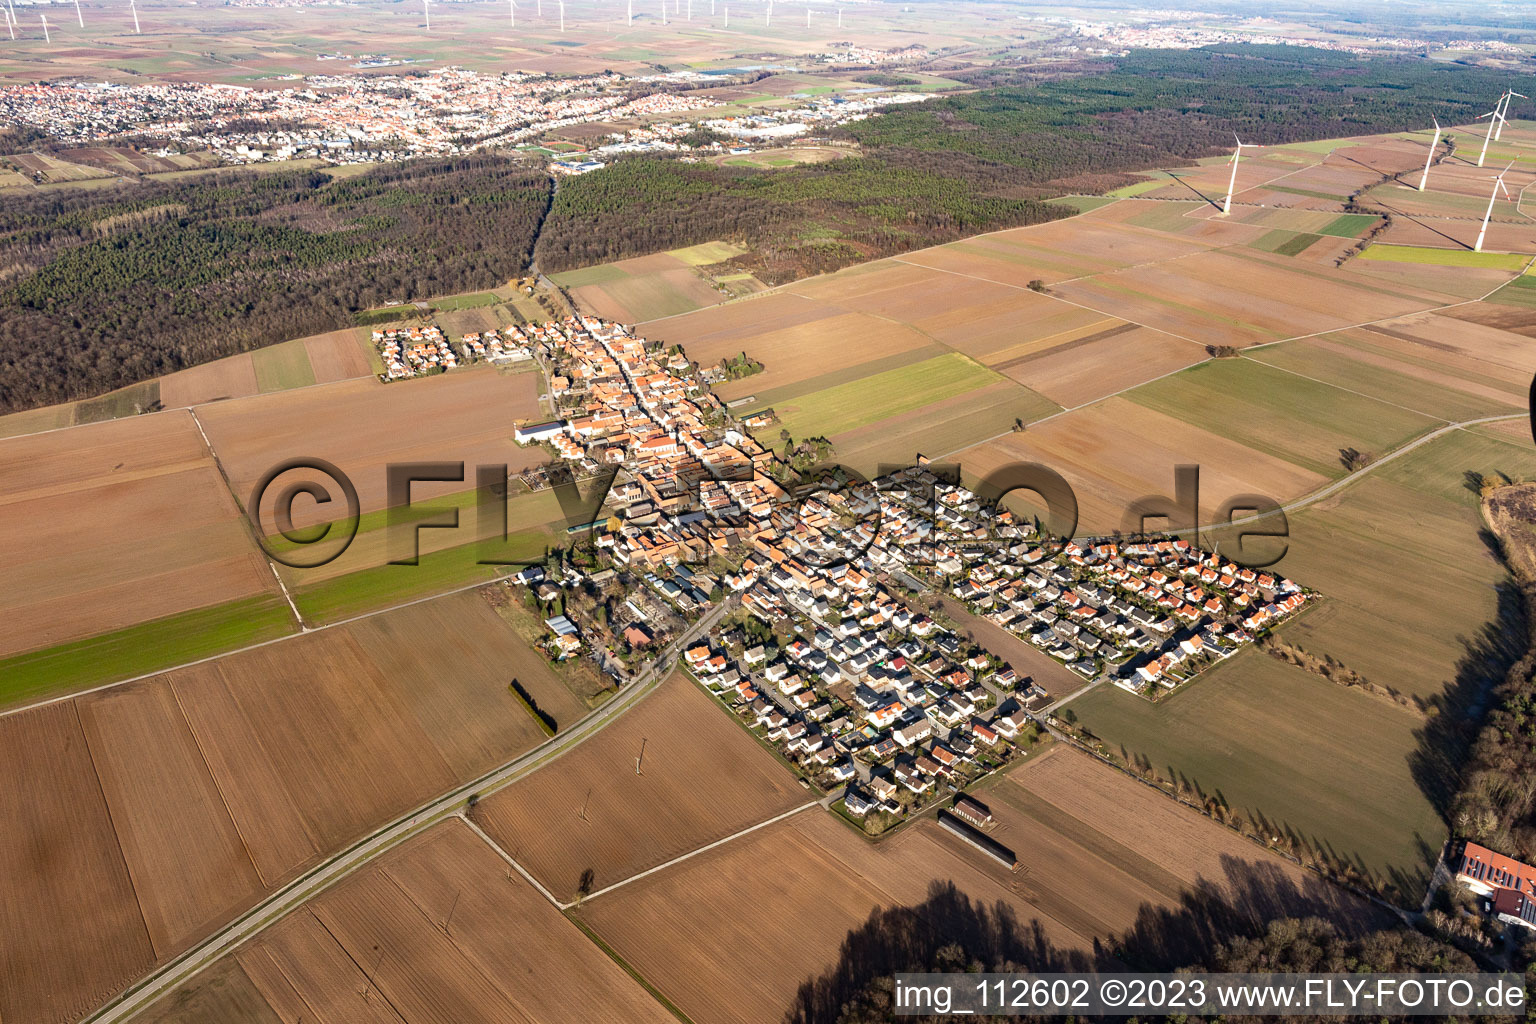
<box><xmin>515</xmin><ymin>420</ymin><xmax>568</xmax><ymax>444</ymax></box>
<box><xmin>1456</xmin><ymin>842</ymin><xmax>1536</xmax><ymax>898</ymax></box>
<box><xmin>953</xmin><ymin>797</ymin><xmax>994</xmax><ymax>829</ymax></box>
<box><xmin>937</xmin><ymin>812</ymin><xmax>1016</xmax><ymax>869</ymax></box>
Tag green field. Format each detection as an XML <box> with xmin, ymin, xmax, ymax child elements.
<box><xmin>1359</xmin><ymin>244</ymin><xmax>1531</xmax><ymax>271</ymax></box>
<box><xmin>1251</xmin><ymin>229</ymin><xmax>1322</xmax><ymax>256</ymax></box>
<box><xmin>1106</xmin><ymin>177</ymin><xmax>1172</xmax><ymax>198</ymax></box>
<box><xmin>550</xmin><ymin>264</ymin><xmax>628</xmax><ymax>288</ymax></box>
<box><xmin>667</xmin><ymin>240</ymin><xmax>748</xmax><ymax>266</ymax></box>
<box><xmin>1487</xmin><ymin>275</ymin><xmax>1536</xmax><ymax>308</ymax></box>
<box><xmin>1069</xmin><ymin>652</ymin><xmax>1444</xmax><ymax>900</ymax></box>
<box><xmin>291</xmin><ymin>528</ymin><xmax>550</xmax><ymax>624</ymax></box>
<box><xmin>1318</xmin><ymin>213</ymin><xmax>1380</xmax><ymax>238</ymax></box>
<box><xmin>1248</xmin><ymin>339</ymin><xmax>1524</xmax><ymax>423</ymax></box>
<box><xmin>252</xmin><ymin>339</ymin><xmax>318</xmax><ymax>392</ymax></box>
<box><xmin>72</xmin><ymin>379</ymin><xmax>161</xmax><ymax>424</ymax></box>
<box><xmin>430</xmin><ymin>291</ymin><xmax>502</xmax><ymax>311</ymax></box>
<box><xmin>1126</xmin><ymin>357</ymin><xmax>1442</xmax><ymax>478</ymax></box>
<box><xmin>1265</xmin><ymin>184</ymin><xmax>1349</xmax><ymax>202</ymax></box>
<box><xmin>588</xmin><ymin>274</ymin><xmax>710</xmax><ymax>322</ymax></box>
<box><xmin>0</xmin><ymin>595</ymin><xmax>297</xmax><ymax>708</ymax></box>
<box><xmin>1047</xmin><ymin>195</ymin><xmax>1117</xmax><ymax>214</ymax></box>
<box><xmin>1125</xmin><ymin>203</ymin><xmax>1205</xmax><ymax>233</ymax></box>
<box><xmin>1273</xmin><ymin>428</ymin><xmax>1536</xmax><ymax>700</ymax></box>
<box><xmin>772</xmin><ymin>352</ymin><xmax>1002</xmax><ymax>440</ymax></box>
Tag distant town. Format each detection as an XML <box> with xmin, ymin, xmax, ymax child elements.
<box><xmin>1</xmin><ymin>55</ymin><xmax>933</xmax><ymax>173</ymax></box>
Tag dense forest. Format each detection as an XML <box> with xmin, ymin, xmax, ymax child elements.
<box><xmin>788</xmin><ymin>883</ymin><xmax>1492</xmax><ymax>1024</ymax></box>
<box><xmin>1452</xmin><ymin>485</ymin><xmax>1536</xmax><ymax>861</ymax></box>
<box><xmin>847</xmin><ymin>47</ymin><xmax>1520</xmax><ymax>173</ymax></box>
<box><xmin>0</xmin><ymin>156</ymin><xmax>550</xmax><ymax>412</ymax></box>
<box><xmin>534</xmin><ymin>154</ymin><xmax>1070</xmax><ymax>281</ymax></box>
<box><xmin>538</xmin><ymin>47</ymin><xmax>1520</xmax><ymax>281</ymax></box>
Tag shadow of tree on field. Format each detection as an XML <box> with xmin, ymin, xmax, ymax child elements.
<box><xmin>783</xmin><ymin>855</ymin><xmax>1387</xmax><ymax>1024</ymax></box>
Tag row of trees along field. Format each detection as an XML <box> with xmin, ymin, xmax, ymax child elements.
<box><xmin>0</xmin><ymin>155</ymin><xmax>550</xmax><ymax>412</ymax></box>
<box><xmin>1452</xmin><ymin>485</ymin><xmax>1536</xmax><ymax>862</ymax></box>
<box><xmin>536</xmin><ymin>46</ymin><xmax>1519</xmax><ymax>280</ymax></box>
<box><xmin>790</xmin><ymin>884</ymin><xmax>1492</xmax><ymax>1024</ymax></box>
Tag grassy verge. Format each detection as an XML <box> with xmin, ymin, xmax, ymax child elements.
<box><xmin>0</xmin><ymin>594</ymin><xmax>297</xmax><ymax>708</ymax></box>
<box><xmin>1359</xmin><ymin>243</ymin><xmax>1530</xmax><ymax>271</ymax></box>
<box><xmin>291</xmin><ymin>528</ymin><xmax>550</xmax><ymax>624</ymax></box>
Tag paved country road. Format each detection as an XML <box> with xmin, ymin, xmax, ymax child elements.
<box><xmin>80</xmin><ymin>597</ymin><xmax>736</xmax><ymax>1024</ymax></box>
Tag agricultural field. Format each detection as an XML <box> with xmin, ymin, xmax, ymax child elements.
<box><xmin>140</xmin><ymin>819</ymin><xmax>676</xmax><ymax>1024</ymax></box>
<box><xmin>1069</xmin><ymin>652</ymin><xmax>1447</xmax><ymax>900</ymax></box>
<box><xmin>0</xmin><ymin>411</ymin><xmax>277</xmax><ymax>686</ymax></box>
<box><xmin>1051</xmin><ymin>246</ymin><xmax>1454</xmax><ymax>348</ymax></box>
<box><xmin>578</xmin><ymin>748</ymin><xmax>1381</xmax><ymax>1024</ymax></box>
<box><xmin>961</xmin><ymin>397</ymin><xmax>1328</xmax><ymax>534</ymax></box>
<box><xmin>0</xmin><ymin>587</ymin><xmax>575</xmax><ymax>1024</ymax></box>
<box><xmin>554</xmin><ymin>247</ymin><xmax>756</xmax><ymax>323</ymax></box>
<box><xmin>771</xmin><ymin>352</ymin><xmax>1002</xmax><ymax>440</ymax></box>
<box><xmin>159</xmin><ymin>329</ymin><xmax>373</xmax><ymax>409</ymax></box>
<box><xmin>471</xmin><ymin>672</ymin><xmax>808</xmax><ymax>902</ymax></box>
<box><xmin>718</xmin><ymin>145</ymin><xmax>853</xmax><ymax>169</ymax></box>
<box><xmin>1247</xmin><ymin>331</ymin><xmax>1528</xmax><ymax>424</ymax></box>
<box><xmin>1124</xmin><ymin>357</ymin><xmax>1443</xmax><ymax>478</ymax></box>
<box><xmin>1274</xmin><ymin>428</ymin><xmax>1536</xmax><ymax>702</ymax></box>
<box><xmin>0</xmin><ymin>702</ymin><xmax>156</xmax><ymax>1024</ymax></box>
<box><xmin>1358</xmin><ymin>244</ymin><xmax>1531</xmax><ymax>271</ymax></box>
<box><xmin>196</xmin><ymin>367</ymin><xmax>549</xmax><ymax>523</ymax></box>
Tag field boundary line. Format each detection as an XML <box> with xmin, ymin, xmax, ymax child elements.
<box><xmin>75</xmin><ymin>602</ymin><xmax>730</xmax><ymax>1024</ymax></box>
<box><xmin>580</xmin><ymin>802</ymin><xmax>819</xmax><ymax>906</ymax></box>
<box><xmin>887</xmin><ymin>255</ymin><xmax>1210</xmax><ymax>350</ymax></box>
<box><xmin>1238</xmin><ymin>354</ymin><xmax>1456</xmax><ymax>424</ymax></box>
<box><xmin>188</xmin><ymin>405</ymin><xmax>305</xmax><ymax>629</ymax></box>
<box><xmin>167</xmin><ymin>678</ymin><xmax>274</xmax><ymax>890</ymax></box>
<box><xmin>68</xmin><ymin>698</ymin><xmax>159</xmax><ymax>958</ymax></box>
<box><xmin>0</xmin><ymin>370</ymin><xmax>378</xmax><ymax>446</ymax></box>
<box><xmin>457</xmin><ymin>813</ymin><xmax>566</xmax><ymax>908</ymax></box>
<box><xmin>3</xmin><ymin>565</ymin><xmax>529</xmax><ymax>719</ymax></box>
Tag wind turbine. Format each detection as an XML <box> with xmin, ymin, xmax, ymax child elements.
<box><xmin>1476</xmin><ymin>103</ymin><xmax>1501</xmax><ymax>167</ymax></box>
<box><xmin>661</xmin><ymin>0</ymin><xmax>666</xmax><ymax>25</ymax></box>
<box><xmin>1417</xmin><ymin>115</ymin><xmax>1441</xmax><ymax>192</ymax></box>
<box><xmin>1221</xmin><ymin>133</ymin><xmax>1254</xmax><ymax>216</ymax></box>
<box><xmin>722</xmin><ymin>4</ymin><xmax>727</xmax><ymax>26</ymax></box>
<box><xmin>74</xmin><ymin>0</ymin><xmax>83</xmax><ymax>28</ymax></box>
<box><xmin>1474</xmin><ymin>161</ymin><xmax>1514</xmax><ymax>253</ymax></box>
<box><xmin>422</xmin><ymin>0</ymin><xmax>430</xmax><ymax>30</ymax></box>
<box><xmin>509</xmin><ymin>0</ymin><xmax>515</xmax><ymax>29</ymax></box>
<box><xmin>4</xmin><ymin>7</ymin><xmax>11</xmax><ymax>40</ymax></box>
<box><xmin>626</xmin><ymin>0</ymin><xmax>631</xmax><ymax>24</ymax></box>
<box><xmin>1497</xmin><ymin>90</ymin><xmax>1527</xmax><ymax>142</ymax></box>
<box><xmin>765</xmin><ymin>0</ymin><xmax>771</xmax><ymax>25</ymax></box>
<box><xmin>687</xmin><ymin>0</ymin><xmax>691</xmax><ymax>19</ymax></box>
<box><xmin>558</xmin><ymin>0</ymin><xmax>564</xmax><ymax>31</ymax></box>
<box><xmin>129</xmin><ymin>0</ymin><xmax>140</xmax><ymax>33</ymax></box>
<box><xmin>39</xmin><ymin>13</ymin><xmax>48</xmax><ymax>41</ymax></box>
<box><xmin>837</xmin><ymin>7</ymin><xmax>841</xmax><ymax>27</ymax></box>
